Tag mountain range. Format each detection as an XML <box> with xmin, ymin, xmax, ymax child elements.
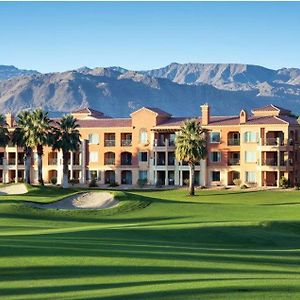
<box><xmin>0</xmin><ymin>63</ymin><xmax>300</xmax><ymax>117</ymax></box>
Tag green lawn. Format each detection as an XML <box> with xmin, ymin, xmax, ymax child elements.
<box><xmin>1</xmin><ymin>186</ymin><xmax>300</xmax><ymax>299</ymax></box>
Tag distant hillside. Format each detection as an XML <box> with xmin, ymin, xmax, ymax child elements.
<box><xmin>0</xmin><ymin>65</ymin><xmax>40</xmax><ymax>81</ymax></box>
<box><xmin>0</xmin><ymin>63</ymin><xmax>300</xmax><ymax>116</ymax></box>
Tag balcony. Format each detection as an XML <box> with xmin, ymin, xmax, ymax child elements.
<box><xmin>104</xmin><ymin>158</ymin><xmax>115</xmax><ymax>165</ymax></box>
<box><xmin>228</xmin><ymin>138</ymin><xmax>240</xmax><ymax>146</ymax></box>
<box><xmin>121</xmin><ymin>139</ymin><xmax>132</xmax><ymax>147</ymax></box>
<box><xmin>104</xmin><ymin>139</ymin><xmax>115</xmax><ymax>147</ymax></box>
<box><xmin>8</xmin><ymin>159</ymin><xmax>16</xmax><ymax>165</ymax></box>
<box><xmin>48</xmin><ymin>158</ymin><xmax>58</xmax><ymax>165</ymax></box>
<box><xmin>261</xmin><ymin>138</ymin><xmax>285</xmax><ymax>146</ymax></box>
<box><xmin>261</xmin><ymin>158</ymin><xmax>278</xmax><ymax>166</ymax></box>
<box><xmin>154</xmin><ymin>139</ymin><xmax>175</xmax><ymax>147</ymax></box>
<box><xmin>228</xmin><ymin>158</ymin><xmax>240</xmax><ymax>166</ymax></box>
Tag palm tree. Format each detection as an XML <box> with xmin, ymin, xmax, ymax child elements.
<box><xmin>51</xmin><ymin>115</ymin><xmax>81</xmax><ymax>188</ymax></box>
<box><xmin>175</xmin><ymin>119</ymin><xmax>207</xmax><ymax>196</ymax></box>
<box><xmin>31</xmin><ymin>109</ymin><xmax>52</xmax><ymax>185</ymax></box>
<box><xmin>12</xmin><ymin>111</ymin><xmax>35</xmax><ymax>184</ymax></box>
<box><xmin>0</xmin><ymin>114</ymin><xmax>10</xmax><ymax>148</ymax></box>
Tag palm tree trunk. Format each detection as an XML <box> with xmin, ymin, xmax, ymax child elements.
<box><xmin>24</xmin><ymin>147</ymin><xmax>32</xmax><ymax>184</ymax></box>
<box><xmin>189</xmin><ymin>162</ymin><xmax>195</xmax><ymax>196</ymax></box>
<box><xmin>37</xmin><ymin>144</ymin><xmax>44</xmax><ymax>185</ymax></box>
<box><xmin>62</xmin><ymin>150</ymin><xmax>69</xmax><ymax>188</ymax></box>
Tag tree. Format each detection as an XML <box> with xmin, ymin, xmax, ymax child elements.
<box><xmin>12</xmin><ymin>111</ymin><xmax>35</xmax><ymax>184</ymax></box>
<box><xmin>31</xmin><ymin>109</ymin><xmax>52</xmax><ymax>185</ymax></box>
<box><xmin>0</xmin><ymin>114</ymin><xmax>10</xmax><ymax>148</ymax></box>
<box><xmin>51</xmin><ymin>115</ymin><xmax>81</xmax><ymax>188</ymax></box>
<box><xmin>175</xmin><ymin>119</ymin><xmax>207</xmax><ymax>196</ymax></box>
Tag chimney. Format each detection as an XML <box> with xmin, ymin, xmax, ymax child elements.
<box><xmin>201</xmin><ymin>104</ymin><xmax>210</xmax><ymax>126</ymax></box>
<box><xmin>5</xmin><ymin>113</ymin><xmax>14</xmax><ymax>128</ymax></box>
<box><xmin>239</xmin><ymin>109</ymin><xmax>247</xmax><ymax>124</ymax></box>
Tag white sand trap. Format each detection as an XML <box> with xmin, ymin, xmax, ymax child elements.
<box><xmin>0</xmin><ymin>183</ymin><xmax>28</xmax><ymax>195</ymax></box>
<box><xmin>26</xmin><ymin>192</ymin><xmax>119</xmax><ymax>210</ymax></box>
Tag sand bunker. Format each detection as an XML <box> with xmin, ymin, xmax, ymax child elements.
<box><xmin>0</xmin><ymin>183</ymin><xmax>28</xmax><ymax>195</ymax></box>
<box><xmin>27</xmin><ymin>192</ymin><xmax>119</xmax><ymax>210</ymax></box>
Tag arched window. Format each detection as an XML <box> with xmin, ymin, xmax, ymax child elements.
<box><xmin>121</xmin><ymin>152</ymin><xmax>132</xmax><ymax>165</ymax></box>
<box><xmin>139</xmin><ymin>128</ymin><xmax>148</xmax><ymax>144</ymax></box>
<box><xmin>104</xmin><ymin>152</ymin><xmax>115</xmax><ymax>165</ymax></box>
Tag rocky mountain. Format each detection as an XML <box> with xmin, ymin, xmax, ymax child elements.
<box><xmin>0</xmin><ymin>63</ymin><xmax>300</xmax><ymax>117</ymax></box>
<box><xmin>143</xmin><ymin>63</ymin><xmax>300</xmax><ymax>96</ymax></box>
<box><xmin>0</xmin><ymin>65</ymin><xmax>40</xmax><ymax>81</ymax></box>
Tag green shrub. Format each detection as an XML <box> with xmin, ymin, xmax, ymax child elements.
<box><xmin>137</xmin><ymin>179</ymin><xmax>147</xmax><ymax>188</ymax></box>
<box><xmin>279</xmin><ymin>176</ymin><xmax>289</xmax><ymax>188</ymax></box>
<box><xmin>109</xmin><ymin>181</ymin><xmax>119</xmax><ymax>187</ymax></box>
<box><xmin>50</xmin><ymin>177</ymin><xmax>57</xmax><ymax>185</ymax></box>
<box><xmin>69</xmin><ymin>179</ymin><xmax>79</xmax><ymax>186</ymax></box>
<box><xmin>183</xmin><ymin>178</ymin><xmax>189</xmax><ymax>186</ymax></box>
<box><xmin>233</xmin><ymin>178</ymin><xmax>242</xmax><ymax>186</ymax></box>
<box><xmin>89</xmin><ymin>179</ymin><xmax>98</xmax><ymax>188</ymax></box>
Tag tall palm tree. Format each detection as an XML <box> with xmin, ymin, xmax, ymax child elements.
<box><xmin>51</xmin><ymin>115</ymin><xmax>81</xmax><ymax>188</ymax></box>
<box><xmin>0</xmin><ymin>114</ymin><xmax>10</xmax><ymax>148</ymax></box>
<box><xmin>175</xmin><ymin>119</ymin><xmax>207</xmax><ymax>196</ymax></box>
<box><xmin>31</xmin><ymin>109</ymin><xmax>52</xmax><ymax>185</ymax></box>
<box><xmin>12</xmin><ymin>111</ymin><xmax>35</xmax><ymax>184</ymax></box>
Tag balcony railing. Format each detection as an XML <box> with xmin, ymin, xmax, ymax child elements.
<box><xmin>104</xmin><ymin>159</ymin><xmax>115</xmax><ymax>165</ymax></box>
<box><xmin>228</xmin><ymin>138</ymin><xmax>240</xmax><ymax>146</ymax></box>
<box><xmin>261</xmin><ymin>158</ymin><xmax>278</xmax><ymax>166</ymax></box>
<box><xmin>261</xmin><ymin>138</ymin><xmax>285</xmax><ymax>146</ymax></box>
<box><xmin>8</xmin><ymin>159</ymin><xmax>16</xmax><ymax>165</ymax></box>
<box><xmin>154</xmin><ymin>139</ymin><xmax>175</xmax><ymax>147</ymax></box>
<box><xmin>48</xmin><ymin>158</ymin><xmax>58</xmax><ymax>165</ymax></box>
<box><xmin>104</xmin><ymin>140</ymin><xmax>115</xmax><ymax>147</ymax></box>
<box><xmin>121</xmin><ymin>139</ymin><xmax>132</xmax><ymax>147</ymax></box>
<box><xmin>228</xmin><ymin>158</ymin><xmax>240</xmax><ymax>165</ymax></box>
<box><xmin>121</xmin><ymin>159</ymin><xmax>132</xmax><ymax>165</ymax></box>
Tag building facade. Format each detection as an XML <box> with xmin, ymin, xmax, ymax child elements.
<box><xmin>1</xmin><ymin>104</ymin><xmax>300</xmax><ymax>187</ymax></box>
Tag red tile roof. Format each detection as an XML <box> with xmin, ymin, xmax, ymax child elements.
<box><xmin>144</xmin><ymin>107</ymin><xmax>172</xmax><ymax>116</ymax></box>
<box><xmin>72</xmin><ymin>107</ymin><xmax>109</xmax><ymax>119</ymax></box>
<box><xmin>252</xmin><ymin>104</ymin><xmax>291</xmax><ymax>114</ymax></box>
<box><xmin>76</xmin><ymin>118</ymin><xmax>132</xmax><ymax>128</ymax></box>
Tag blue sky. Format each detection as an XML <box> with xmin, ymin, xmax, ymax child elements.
<box><xmin>1</xmin><ymin>2</ymin><xmax>300</xmax><ymax>73</ymax></box>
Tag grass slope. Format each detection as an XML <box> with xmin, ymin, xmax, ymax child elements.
<box><xmin>1</xmin><ymin>187</ymin><xmax>300</xmax><ymax>299</ymax></box>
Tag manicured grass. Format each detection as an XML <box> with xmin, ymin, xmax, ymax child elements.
<box><xmin>1</xmin><ymin>187</ymin><xmax>300</xmax><ymax>299</ymax></box>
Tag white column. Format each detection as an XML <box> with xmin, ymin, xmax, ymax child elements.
<box><xmin>70</xmin><ymin>152</ymin><xmax>74</xmax><ymax>180</ymax></box>
<box><xmin>15</xmin><ymin>149</ymin><xmax>18</xmax><ymax>183</ymax></box>
<box><xmin>174</xmin><ymin>159</ymin><xmax>179</xmax><ymax>185</ymax></box>
<box><xmin>57</xmin><ymin>150</ymin><xmax>63</xmax><ymax>185</ymax></box>
<box><xmin>165</xmin><ymin>149</ymin><xmax>168</xmax><ymax>185</ymax></box>
<box><xmin>3</xmin><ymin>152</ymin><xmax>8</xmax><ymax>184</ymax></box>
<box><xmin>81</xmin><ymin>140</ymin><xmax>86</xmax><ymax>184</ymax></box>
<box><xmin>200</xmin><ymin>159</ymin><xmax>207</xmax><ymax>186</ymax></box>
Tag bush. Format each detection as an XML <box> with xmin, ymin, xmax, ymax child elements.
<box><xmin>279</xmin><ymin>176</ymin><xmax>289</xmax><ymax>188</ymax></box>
<box><xmin>69</xmin><ymin>179</ymin><xmax>79</xmax><ymax>186</ymax></box>
<box><xmin>50</xmin><ymin>177</ymin><xmax>57</xmax><ymax>185</ymax></box>
<box><xmin>89</xmin><ymin>179</ymin><xmax>98</xmax><ymax>188</ymax></box>
<box><xmin>294</xmin><ymin>185</ymin><xmax>300</xmax><ymax>190</ymax></box>
<box><xmin>183</xmin><ymin>178</ymin><xmax>189</xmax><ymax>186</ymax></box>
<box><xmin>137</xmin><ymin>179</ymin><xmax>147</xmax><ymax>188</ymax></box>
<box><xmin>233</xmin><ymin>178</ymin><xmax>242</xmax><ymax>186</ymax></box>
<box><xmin>155</xmin><ymin>180</ymin><xmax>163</xmax><ymax>188</ymax></box>
<box><xmin>109</xmin><ymin>181</ymin><xmax>119</xmax><ymax>187</ymax></box>
<box><xmin>240</xmin><ymin>184</ymin><xmax>248</xmax><ymax>189</ymax></box>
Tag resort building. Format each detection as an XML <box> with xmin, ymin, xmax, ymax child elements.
<box><xmin>1</xmin><ymin>104</ymin><xmax>300</xmax><ymax>187</ymax></box>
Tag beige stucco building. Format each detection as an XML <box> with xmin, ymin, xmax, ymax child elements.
<box><xmin>1</xmin><ymin>104</ymin><xmax>299</xmax><ymax>187</ymax></box>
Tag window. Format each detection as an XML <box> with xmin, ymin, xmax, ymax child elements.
<box><xmin>88</xmin><ymin>133</ymin><xmax>99</xmax><ymax>144</ymax></box>
<box><xmin>210</xmin><ymin>132</ymin><xmax>220</xmax><ymax>143</ymax></box>
<box><xmin>139</xmin><ymin>170</ymin><xmax>148</xmax><ymax>180</ymax></box>
<box><xmin>210</xmin><ymin>152</ymin><xmax>221</xmax><ymax>162</ymax></box>
<box><xmin>139</xmin><ymin>151</ymin><xmax>148</xmax><ymax>162</ymax></box>
<box><xmin>245</xmin><ymin>171</ymin><xmax>256</xmax><ymax>183</ymax></box>
<box><xmin>89</xmin><ymin>152</ymin><xmax>98</xmax><ymax>163</ymax></box>
<box><xmin>245</xmin><ymin>151</ymin><xmax>256</xmax><ymax>163</ymax></box>
<box><xmin>139</xmin><ymin>128</ymin><xmax>148</xmax><ymax>144</ymax></box>
<box><xmin>244</xmin><ymin>131</ymin><xmax>257</xmax><ymax>143</ymax></box>
<box><xmin>211</xmin><ymin>171</ymin><xmax>220</xmax><ymax>182</ymax></box>
<box><xmin>104</xmin><ymin>133</ymin><xmax>115</xmax><ymax>147</ymax></box>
